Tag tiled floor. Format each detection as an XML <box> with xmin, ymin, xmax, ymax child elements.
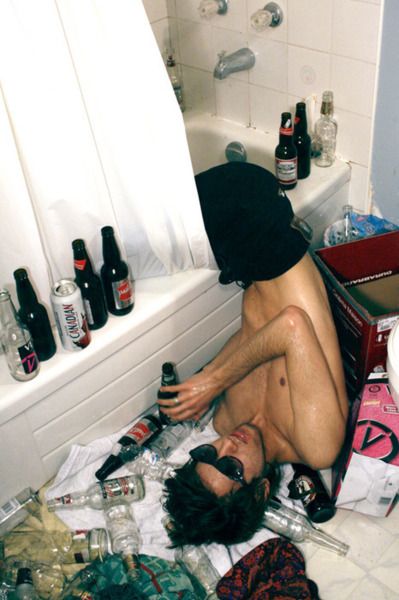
<box><xmin>298</xmin><ymin>502</ymin><xmax>399</xmax><ymax>599</ymax></box>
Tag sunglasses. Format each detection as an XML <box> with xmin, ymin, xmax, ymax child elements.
<box><xmin>189</xmin><ymin>444</ymin><xmax>246</xmax><ymax>486</ymax></box>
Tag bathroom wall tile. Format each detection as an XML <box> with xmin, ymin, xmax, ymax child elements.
<box><xmin>142</xmin><ymin>0</ymin><xmax>168</xmax><ymax>23</ymax></box>
<box><xmin>348</xmin><ymin>576</ymin><xmax>399</xmax><ymax>600</ymax></box>
<box><xmin>288</xmin><ymin>46</ymin><xmax>331</xmax><ymax>100</ymax></box>
<box><xmin>166</xmin><ymin>0</ymin><xmax>177</xmax><ymax>18</ymax></box>
<box><xmin>287</xmin><ymin>0</ymin><xmax>333</xmax><ymax>52</ymax></box>
<box><xmin>175</xmin><ymin>0</ymin><xmax>203</xmax><ymax>22</ymax></box>
<box><xmin>336</xmin><ymin>110</ymin><xmax>371</xmax><ymax>166</ymax></box>
<box><xmin>182</xmin><ymin>66</ymin><xmax>216</xmax><ymax>114</ymax></box>
<box><xmin>178</xmin><ymin>20</ymin><xmax>215</xmax><ymax>71</ymax></box>
<box><xmin>246</xmin><ymin>0</ymin><xmax>288</xmax><ymax>42</ymax></box>
<box><xmin>250</xmin><ymin>85</ymin><xmax>287</xmax><ymax>132</ymax></box>
<box><xmin>331</xmin><ymin>56</ymin><xmax>376</xmax><ymax>116</ymax></box>
<box><xmin>332</xmin><ymin>0</ymin><xmax>381</xmax><ymax>63</ymax></box>
<box><xmin>212</xmin><ymin>28</ymin><xmax>248</xmax><ymax>82</ymax></box>
<box><xmin>249</xmin><ymin>36</ymin><xmax>287</xmax><ymax>92</ymax></box>
<box><xmin>215</xmin><ymin>78</ymin><xmax>250</xmax><ymax>126</ymax></box>
<box><xmin>348</xmin><ymin>163</ymin><xmax>371</xmax><ymax>212</ymax></box>
<box><xmin>150</xmin><ymin>19</ymin><xmax>172</xmax><ymax>57</ymax></box>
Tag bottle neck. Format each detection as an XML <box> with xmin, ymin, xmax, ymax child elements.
<box><xmin>73</xmin><ymin>247</ymin><xmax>95</xmax><ymax>277</ymax></box>
<box><xmin>102</xmin><ymin>235</ymin><xmax>121</xmax><ymax>264</ymax></box>
<box><xmin>0</xmin><ymin>293</ymin><xmax>19</xmax><ymax>327</ymax></box>
<box><xmin>294</xmin><ymin>110</ymin><xmax>308</xmax><ymax>134</ymax></box>
<box><xmin>321</xmin><ymin>101</ymin><xmax>333</xmax><ymax>117</ymax></box>
<box><xmin>304</xmin><ymin>526</ymin><xmax>349</xmax><ymax>556</ymax></box>
<box><xmin>279</xmin><ymin>124</ymin><xmax>293</xmax><ymax>143</ymax></box>
<box><xmin>16</xmin><ymin>279</ymin><xmax>39</xmax><ymax>310</ymax></box>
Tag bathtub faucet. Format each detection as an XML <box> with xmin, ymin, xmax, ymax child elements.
<box><xmin>213</xmin><ymin>48</ymin><xmax>256</xmax><ymax>80</ymax></box>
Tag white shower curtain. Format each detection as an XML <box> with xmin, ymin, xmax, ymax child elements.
<box><xmin>0</xmin><ymin>0</ymin><xmax>212</xmax><ymax>305</ymax></box>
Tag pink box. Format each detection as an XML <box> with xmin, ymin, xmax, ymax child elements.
<box><xmin>332</xmin><ymin>372</ymin><xmax>399</xmax><ymax>517</ymax></box>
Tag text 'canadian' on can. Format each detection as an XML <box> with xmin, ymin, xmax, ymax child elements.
<box><xmin>51</xmin><ymin>279</ymin><xmax>91</xmax><ymax>351</ymax></box>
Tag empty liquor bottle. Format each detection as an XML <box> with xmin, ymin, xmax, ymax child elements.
<box><xmin>264</xmin><ymin>499</ymin><xmax>348</xmax><ymax>556</ymax></box>
<box><xmin>145</xmin><ymin>421</ymin><xmax>194</xmax><ymax>459</ymax></box>
<box><xmin>100</xmin><ymin>226</ymin><xmax>134</xmax><ymax>316</ymax></box>
<box><xmin>293</xmin><ymin>102</ymin><xmax>311</xmax><ymax>179</ymax></box>
<box><xmin>175</xmin><ymin>545</ymin><xmax>220</xmax><ymax>599</ymax></box>
<box><xmin>95</xmin><ymin>414</ymin><xmax>163</xmax><ymax>481</ymax></box>
<box><xmin>158</xmin><ymin>362</ymin><xmax>179</xmax><ymax>425</ymax></box>
<box><xmin>46</xmin><ymin>474</ymin><xmax>145</xmax><ymax>511</ymax></box>
<box><xmin>0</xmin><ymin>289</ymin><xmax>39</xmax><ymax>381</ymax></box>
<box><xmin>123</xmin><ymin>447</ymin><xmax>178</xmax><ymax>482</ymax></box>
<box><xmin>105</xmin><ymin>502</ymin><xmax>141</xmax><ymax>580</ymax></box>
<box><xmin>314</xmin><ymin>90</ymin><xmax>337</xmax><ymax>167</ymax></box>
<box><xmin>275</xmin><ymin>112</ymin><xmax>297</xmax><ymax>190</ymax></box>
<box><xmin>14</xmin><ymin>566</ymin><xmax>39</xmax><ymax>600</ymax></box>
<box><xmin>13</xmin><ymin>269</ymin><xmax>56</xmax><ymax>361</ymax></box>
<box><xmin>72</xmin><ymin>239</ymin><xmax>108</xmax><ymax>330</ymax></box>
<box><xmin>166</xmin><ymin>49</ymin><xmax>185</xmax><ymax>112</ymax></box>
<box><xmin>0</xmin><ymin>488</ymin><xmax>41</xmax><ymax>537</ymax></box>
<box><xmin>1</xmin><ymin>558</ymin><xmax>65</xmax><ymax>599</ymax></box>
<box><xmin>288</xmin><ymin>463</ymin><xmax>336</xmax><ymax>523</ymax></box>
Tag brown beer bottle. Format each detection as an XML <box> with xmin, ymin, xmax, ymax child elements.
<box><xmin>100</xmin><ymin>226</ymin><xmax>134</xmax><ymax>316</ymax></box>
<box><xmin>288</xmin><ymin>463</ymin><xmax>336</xmax><ymax>523</ymax></box>
<box><xmin>275</xmin><ymin>112</ymin><xmax>297</xmax><ymax>190</ymax></box>
<box><xmin>293</xmin><ymin>102</ymin><xmax>311</xmax><ymax>179</ymax></box>
<box><xmin>158</xmin><ymin>362</ymin><xmax>179</xmax><ymax>425</ymax></box>
<box><xmin>72</xmin><ymin>239</ymin><xmax>108</xmax><ymax>330</ymax></box>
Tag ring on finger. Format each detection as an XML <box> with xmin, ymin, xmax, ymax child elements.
<box><xmin>173</xmin><ymin>397</ymin><xmax>180</xmax><ymax>406</ymax></box>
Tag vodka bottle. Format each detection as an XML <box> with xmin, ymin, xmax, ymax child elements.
<box><xmin>175</xmin><ymin>545</ymin><xmax>219</xmax><ymax>599</ymax></box>
<box><xmin>264</xmin><ymin>499</ymin><xmax>349</xmax><ymax>556</ymax></box>
<box><xmin>72</xmin><ymin>239</ymin><xmax>108</xmax><ymax>330</ymax></box>
<box><xmin>122</xmin><ymin>447</ymin><xmax>178</xmax><ymax>482</ymax></box>
<box><xmin>3</xmin><ymin>529</ymin><xmax>108</xmax><ymax>565</ymax></box>
<box><xmin>289</xmin><ymin>463</ymin><xmax>336</xmax><ymax>523</ymax></box>
<box><xmin>14</xmin><ymin>268</ymin><xmax>56</xmax><ymax>361</ymax></box>
<box><xmin>0</xmin><ymin>289</ymin><xmax>40</xmax><ymax>381</ymax></box>
<box><xmin>105</xmin><ymin>502</ymin><xmax>141</xmax><ymax>581</ymax></box>
<box><xmin>275</xmin><ymin>112</ymin><xmax>297</xmax><ymax>190</ymax></box>
<box><xmin>46</xmin><ymin>474</ymin><xmax>145</xmax><ymax>511</ymax></box>
<box><xmin>145</xmin><ymin>421</ymin><xmax>194</xmax><ymax>459</ymax></box>
<box><xmin>14</xmin><ymin>567</ymin><xmax>39</xmax><ymax>600</ymax></box>
<box><xmin>166</xmin><ymin>49</ymin><xmax>185</xmax><ymax>112</ymax></box>
<box><xmin>314</xmin><ymin>91</ymin><xmax>337</xmax><ymax>167</ymax></box>
<box><xmin>158</xmin><ymin>362</ymin><xmax>179</xmax><ymax>425</ymax></box>
<box><xmin>1</xmin><ymin>559</ymin><xmax>65</xmax><ymax>599</ymax></box>
<box><xmin>0</xmin><ymin>488</ymin><xmax>41</xmax><ymax>537</ymax></box>
<box><xmin>95</xmin><ymin>414</ymin><xmax>163</xmax><ymax>481</ymax></box>
<box><xmin>100</xmin><ymin>226</ymin><xmax>134</xmax><ymax>316</ymax></box>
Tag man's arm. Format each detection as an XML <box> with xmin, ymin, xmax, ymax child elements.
<box><xmin>159</xmin><ymin>305</ymin><xmax>347</xmax><ymax>468</ymax></box>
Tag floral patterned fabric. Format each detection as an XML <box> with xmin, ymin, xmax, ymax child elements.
<box><xmin>216</xmin><ymin>538</ymin><xmax>320</xmax><ymax>600</ymax></box>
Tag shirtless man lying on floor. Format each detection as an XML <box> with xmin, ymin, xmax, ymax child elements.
<box><xmin>159</xmin><ymin>163</ymin><xmax>348</xmax><ymax>546</ymax></box>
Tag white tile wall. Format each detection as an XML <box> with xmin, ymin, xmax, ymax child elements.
<box><xmin>142</xmin><ymin>0</ymin><xmax>383</xmax><ymax>212</ymax></box>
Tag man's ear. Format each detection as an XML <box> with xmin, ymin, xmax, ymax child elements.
<box><xmin>255</xmin><ymin>478</ymin><xmax>270</xmax><ymax>500</ymax></box>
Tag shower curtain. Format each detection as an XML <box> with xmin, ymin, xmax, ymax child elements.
<box><xmin>0</xmin><ymin>0</ymin><xmax>212</xmax><ymax>306</ymax></box>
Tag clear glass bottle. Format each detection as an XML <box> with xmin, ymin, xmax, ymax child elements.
<box><xmin>264</xmin><ymin>499</ymin><xmax>349</xmax><ymax>556</ymax></box>
<box><xmin>105</xmin><ymin>502</ymin><xmax>141</xmax><ymax>581</ymax></box>
<box><xmin>145</xmin><ymin>421</ymin><xmax>194</xmax><ymax>459</ymax></box>
<box><xmin>165</xmin><ymin>49</ymin><xmax>185</xmax><ymax>112</ymax></box>
<box><xmin>175</xmin><ymin>545</ymin><xmax>220</xmax><ymax>599</ymax></box>
<box><xmin>158</xmin><ymin>362</ymin><xmax>179</xmax><ymax>425</ymax></box>
<box><xmin>0</xmin><ymin>289</ymin><xmax>40</xmax><ymax>381</ymax></box>
<box><xmin>72</xmin><ymin>239</ymin><xmax>108</xmax><ymax>331</ymax></box>
<box><xmin>314</xmin><ymin>91</ymin><xmax>337</xmax><ymax>167</ymax></box>
<box><xmin>13</xmin><ymin>567</ymin><xmax>39</xmax><ymax>600</ymax></box>
<box><xmin>275</xmin><ymin>112</ymin><xmax>297</xmax><ymax>190</ymax></box>
<box><xmin>14</xmin><ymin>268</ymin><xmax>56</xmax><ymax>361</ymax></box>
<box><xmin>1</xmin><ymin>558</ymin><xmax>65</xmax><ymax>600</ymax></box>
<box><xmin>46</xmin><ymin>474</ymin><xmax>145</xmax><ymax>511</ymax></box>
<box><xmin>123</xmin><ymin>447</ymin><xmax>178</xmax><ymax>482</ymax></box>
<box><xmin>0</xmin><ymin>489</ymin><xmax>41</xmax><ymax>537</ymax></box>
<box><xmin>100</xmin><ymin>226</ymin><xmax>134</xmax><ymax>316</ymax></box>
<box><xmin>95</xmin><ymin>414</ymin><xmax>163</xmax><ymax>481</ymax></box>
<box><xmin>3</xmin><ymin>529</ymin><xmax>108</xmax><ymax>565</ymax></box>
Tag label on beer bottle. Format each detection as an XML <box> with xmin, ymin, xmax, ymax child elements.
<box><xmin>74</xmin><ymin>259</ymin><xmax>87</xmax><ymax>271</ymax></box>
<box><xmin>112</xmin><ymin>278</ymin><xmax>133</xmax><ymax>310</ymax></box>
<box><xmin>275</xmin><ymin>157</ymin><xmax>297</xmax><ymax>185</ymax></box>
<box><xmin>18</xmin><ymin>341</ymin><xmax>39</xmax><ymax>375</ymax></box>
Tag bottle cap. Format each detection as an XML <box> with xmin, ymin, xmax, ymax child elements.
<box><xmin>95</xmin><ymin>454</ymin><xmax>123</xmax><ymax>481</ymax></box>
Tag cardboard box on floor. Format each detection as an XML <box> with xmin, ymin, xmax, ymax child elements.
<box><xmin>313</xmin><ymin>231</ymin><xmax>399</xmax><ymax>401</ymax></box>
<box><xmin>332</xmin><ymin>372</ymin><xmax>399</xmax><ymax>517</ymax></box>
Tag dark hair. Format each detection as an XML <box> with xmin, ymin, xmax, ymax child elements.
<box><xmin>162</xmin><ymin>460</ymin><xmax>280</xmax><ymax>547</ymax></box>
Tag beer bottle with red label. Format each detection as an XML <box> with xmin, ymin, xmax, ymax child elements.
<box><xmin>288</xmin><ymin>463</ymin><xmax>336</xmax><ymax>523</ymax></box>
<box><xmin>72</xmin><ymin>239</ymin><xmax>108</xmax><ymax>330</ymax></box>
<box><xmin>100</xmin><ymin>226</ymin><xmax>134</xmax><ymax>316</ymax></box>
<box><xmin>275</xmin><ymin>112</ymin><xmax>297</xmax><ymax>190</ymax></box>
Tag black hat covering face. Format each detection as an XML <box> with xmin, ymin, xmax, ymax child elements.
<box><xmin>195</xmin><ymin>162</ymin><xmax>311</xmax><ymax>288</ymax></box>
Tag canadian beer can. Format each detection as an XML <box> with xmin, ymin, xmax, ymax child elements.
<box><xmin>51</xmin><ymin>279</ymin><xmax>91</xmax><ymax>351</ymax></box>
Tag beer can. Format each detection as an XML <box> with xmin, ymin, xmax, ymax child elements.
<box><xmin>51</xmin><ymin>279</ymin><xmax>91</xmax><ymax>351</ymax></box>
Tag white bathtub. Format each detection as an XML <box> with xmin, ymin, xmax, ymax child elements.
<box><xmin>0</xmin><ymin>111</ymin><xmax>351</xmax><ymax>504</ymax></box>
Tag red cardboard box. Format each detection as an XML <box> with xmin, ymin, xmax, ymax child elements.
<box><xmin>332</xmin><ymin>373</ymin><xmax>399</xmax><ymax>517</ymax></box>
<box><xmin>313</xmin><ymin>232</ymin><xmax>399</xmax><ymax>400</ymax></box>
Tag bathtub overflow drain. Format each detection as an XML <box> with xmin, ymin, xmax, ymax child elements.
<box><xmin>225</xmin><ymin>141</ymin><xmax>247</xmax><ymax>163</ymax></box>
